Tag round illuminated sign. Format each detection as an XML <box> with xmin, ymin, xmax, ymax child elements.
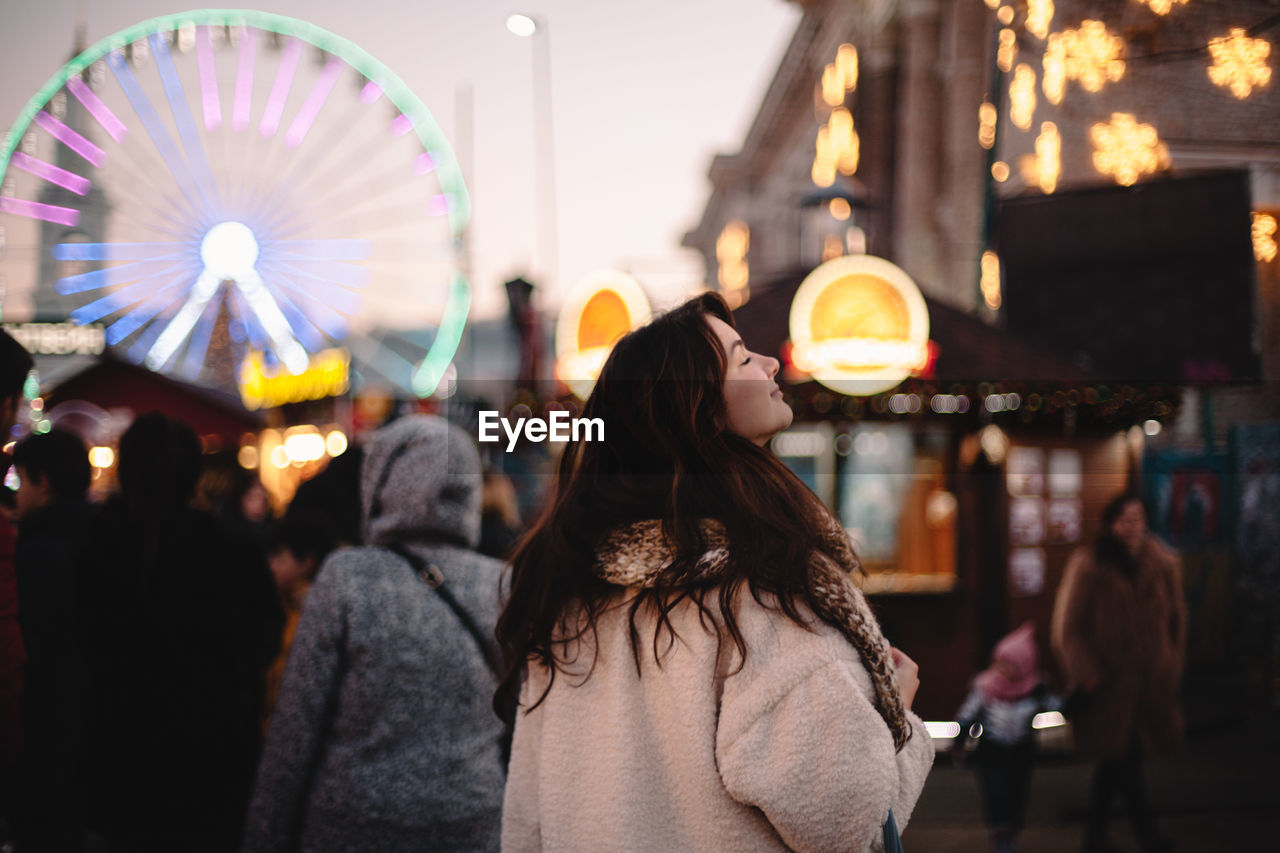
<box><xmin>555</xmin><ymin>270</ymin><xmax>652</xmax><ymax>400</ymax></box>
<box><xmin>788</xmin><ymin>255</ymin><xmax>930</xmax><ymax>396</ymax></box>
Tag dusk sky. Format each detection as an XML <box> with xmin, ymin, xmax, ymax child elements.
<box><xmin>0</xmin><ymin>0</ymin><xmax>801</xmax><ymax>321</ymax></box>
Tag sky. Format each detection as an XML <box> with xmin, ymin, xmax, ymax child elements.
<box><xmin>0</xmin><ymin>0</ymin><xmax>802</xmax><ymax>321</ymax></box>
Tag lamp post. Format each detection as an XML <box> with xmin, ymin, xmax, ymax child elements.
<box><xmin>506</xmin><ymin>13</ymin><xmax>560</xmax><ymax>307</ymax></box>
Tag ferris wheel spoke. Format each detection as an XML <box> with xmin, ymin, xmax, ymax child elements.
<box><xmin>52</xmin><ymin>240</ymin><xmax>190</xmax><ymax>262</ymax></box>
<box><xmin>195</xmin><ymin>26</ymin><xmax>222</xmax><ymax>132</ymax></box>
<box><xmin>264</xmin><ymin>239</ymin><xmax>372</xmax><ymax>261</ymax></box>
<box><xmin>144</xmin><ymin>268</ymin><xmax>223</xmax><ymax>371</ymax></box>
<box><xmin>101</xmin><ymin>272</ymin><xmax>194</xmax><ymax>344</ymax></box>
<box><xmin>55</xmin><ymin>258</ymin><xmax>187</xmax><ymax>296</ymax></box>
<box><xmin>78</xmin><ymin>266</ymin><xmax>189</xmax><ymax>330</ymax></box>
<box><xmin>239</xmin><ymin>100</ymin><xmax>373</xmax><ymax>223</ymax></box>
<box><xmin>263</xmin><ymin>159</ymin><xmax>429</xmax><ymax>239</ymax></box>
<box><xmin>0</xmin><ymin>197</ymin><xmax>80</xmax><ymax>227</ymax></box>
<box><xmin>9</xmin><ymin>151</ymin><xmax>90</xmax><ymax>195</ymax></box>
<box><xmin>261</xmin><ymin>282</ymin><xmax>327</xmax><ymax>351</ymax></box>
<box><xmin>285</xmin><ymin>58</ymin><xmax>345</xmax><ymax>148</ymax></box>
<box><xmin>96</xmin><ymin>134</ymin><xmax>202</xmax><ymax>230</ymax></box>
<box><xmin>232</xmin><ymin>26</ymin><xmax>257</xmax><ymax>133</ymax></box>
<box><xmin>179</xmin><ymin>294</ymin><xmax>224</xmax><ymax>379</ymax></box>
<box><xmin>259</xmin><ymin>38</ymin><xmax>304</xmax><ymax>139</ymax></box>
<box><xmin>256</xmin><ymin>270</ymin><xmax>351</xmax><ymax>339</ymax></box>
<box><xmin>106</xmin><ymin>50</ymin><xmax>215</xmax><ymax>217</ymax></box>
<box><xmin>258</xmin><ymin>260</ymin><xmax>364</xmax><ymax>312</ymax></box>
<box><xmin>148</xmin><ymin>33</ymin><xmax>224</xmax><ymax>218</ymax></box>
<box><xmin>66</xmin><ymin>76</ymin><xmax>128</xmax><ymax>143</ymax></box>
<box><xmin>32</xmin><ymin>111</ymin><xmax>105</xmax><ymax>167</ymax></box>
<box><xmin>233</xmin><ymin>269</ymin><xmax>308</xmax><ymax>373</ymax></box>
<box><xmin>225</xmin><ymin>285</ymin><xmax>270</xmax><ymax>352</ymax></box>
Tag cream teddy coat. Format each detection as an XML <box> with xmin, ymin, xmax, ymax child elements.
<box><xmin>501</xmin><ymin>576</ymin><xmax>935</xmax><ymax>850</ymax></box>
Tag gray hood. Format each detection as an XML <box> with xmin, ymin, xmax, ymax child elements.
<box><xmin>360</xmin><ymin>414</ymin><xmax>483</xmax><ymax>548</ymax></box>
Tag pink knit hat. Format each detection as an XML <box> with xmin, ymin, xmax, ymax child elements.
<box><xmin>974</xmin><ymin>621</ymin><xmax>1040</xmax><ymax>702</ymax></box>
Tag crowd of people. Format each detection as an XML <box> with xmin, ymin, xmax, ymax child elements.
<box><xmin>0</xmin><ymin>295</ymin><xmax>1188</xmax><ymax>853</ymax></box>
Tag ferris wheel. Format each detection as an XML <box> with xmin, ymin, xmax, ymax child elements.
<box><xmin>0</xmin><ymin>9</ymin><xmax>470</xmax><ymax>396</ymax></box>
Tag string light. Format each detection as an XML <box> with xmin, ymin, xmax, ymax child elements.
<box><xmin>978</xmin><ymin>102</ymin><xmax>997</xmax><ymax>149</ymax></box>
<box><xmin>1207</xmin><ymin>28</ymin><xmax>1272</xmax><ymax>99</ymax></box>
<box><xmin>716</xmin><ymin>221</ymin><xmax>750</xmax><ymax>293</ymax></box>
<box><xmin>992</xmin><ymin>161</ymin><xmax>1010</xmax><ymax>182</ymax></box>
<box><xmin>981</xmin><ymin>251</ymin><xmax>1002</xmax><ymax>310</ymax></box>
<box><xmin>998</xmin><ymin>28</ymin><xmax>1017</xmax><ymax>73</ymax></box>
<box><xmin>997</xmin><ymin>6</ymin><xmax>1015</xmax><ymax>26</ymax></box>
<box><xmin>813</xmin><ymin>45</ymin><xmax>859</xmax><ymax>183</ymax></box>
<box><xmin>1254</xmin><ymin>212</ymin><xmax>1278</xmax><ymax>263</ymax></box>
<box><xmin>1010</xmin><ymin>64</ymin><xmax>1037</xmax><ymax>130</ymax></box>
<box><xmin>830</xmin><ymin>198</ymin><xmax>852</xmax><ymax>221</ymax></box>
<box><xmin>1138</xmin><ymin>0</ymin><xmax>1188</xmax><ymax>15</ymax></box>
<box><xmin>1091</xmin><ymin>113</ymin><xmax>1169</xmax><ymax>186</ymax></box>
<box><xmin>1026</xmin><ymin>0</ymin><xmax>1054</xmax><ymax>40</ymax></box>
<box><xmin>1035</xmin><ymin>121</ymin><xmax>1061</xmax><ymax>193</ymax></box>
<box><xmin>1043</xmin><ymin>38</ymin><xmax>1066</xmax><ymax>104</ymax></box>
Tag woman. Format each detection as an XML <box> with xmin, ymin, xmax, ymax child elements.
<box><xmin>1051</xmin><ymin>493</ymin><xmax>1185</xmax><ymax>853</ymax></box>
<box><xmin>242</xmin><ymin>415</ymin><xmax>507</xmax><ymax>852</ymax></box>
<box><xmin>498</xmin><ymin>293</ymin><xmax>934</xmax><ymax>852</ymax></box>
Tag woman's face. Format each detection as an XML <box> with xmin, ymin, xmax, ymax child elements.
<box><xmin>707</xmin><ymin>315</ymin><xmax>793</xmax><ymax>446</ymax></box>
<box><xmin>1110</xmin><ymin>500</ymin><xmax>1147</xmax><ymax>553</ymax></box>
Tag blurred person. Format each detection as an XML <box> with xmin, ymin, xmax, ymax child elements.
<box><xmin>0</xmin><ymin>328</ymin><xmax>34</xmax><ymax>837</ymax></box>
<box><xmin>286</xmin><ymin>444</ymin><xmax>363</xmax><ymax>548</ymax></box>
<box><xmin>11</xmin><ymin>430</ymin><xmax>93</xmax><ymax>852</ymax></box>
<box><xmin>953</xmin><ymin>622</ymin><xmax>1061</xmax><ymax>853</ymax></box>
<box><xmin>260</xmin><ymin>508</ymin><xmax>337</xmax><ymax>727</ymax></box>
<box><xmin>497</xmin><ymin>293</ymin><xmax>934</xmax><ymax>852</ymax></box>
<box><xmin>478</xmin><ymin>468</ymin><xmax>522</xmax><ymax>559</ymax></box>
<box><xmin>1052</xmin><ymin>492</ymin><xmax>1186</xmax><ymax>853</ymax></box>
<box><xmin>242</xmin><ymin>415</ymin><xmax>506</xmax><ymax>853</ymax></box>
<box><xmin>221</xmin><ymin>471</ymin><xmax>274</xmax><ymax>549</ymax></box>
<box><xmin>76</xmin><ymin>413</ymin><xmax>281</xmax><ymax>852</ymax></box>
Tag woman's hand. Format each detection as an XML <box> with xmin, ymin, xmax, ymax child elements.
<box><xmin>891</xmin><ymin>646</ymin><xmax>919</xmax><ymax>710</ymax></box>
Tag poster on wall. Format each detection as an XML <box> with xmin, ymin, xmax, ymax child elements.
<box><xmin>1145</xmin><ymin>450</ymin><xmax>1230</xmax><ymax>547</ymax></box>
<box><xmin>1010</xmin><ymin>547</ymin><xmax>1047</xmax><ymax>596</ymax></box>
<box><xmin>1048</xmin><ymin>449</ymin><xmax>1082</xmax><ymax>496</ymax></box>
<box><xmin>1047</xmin><ymin>498</ymin><xmax>1083</xmax><ymax>544</ymax></box>
<box><xmin>1010</xmin><ymin>496</ymin><xmax>1046</xmax><ymax>546</ymax></box>
<box><xmin>1007</xmin><ymin>447</ymin><xmax>1045</xmax><ymax>496</ymax></box>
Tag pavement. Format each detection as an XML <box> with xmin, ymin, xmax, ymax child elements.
<box><xmin>904</xmin><ymin>709</ymin><xmax>1280</xmax><ymax>852</ymax></box>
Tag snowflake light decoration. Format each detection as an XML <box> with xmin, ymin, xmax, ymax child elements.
<box><xmin>1090</xmin><ymin>113</ymin><xmax>1169</xmax><ymax>186</ymax></box>
<box><xmin>1207</xmin><ymin>28</ymin><xmax>1272</xmax><ymax>99</ymax></box>
<box><xmin>1139</xmin><ymin>0</ymin><xmax>1189</xmax><ymax>15</ymax></box>
<box><xmin>1045</xmin><ymin>20</ymin><xmax>1126</xmax><ymax>101</ymax></box>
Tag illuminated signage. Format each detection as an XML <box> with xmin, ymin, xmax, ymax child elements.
<box><xmin>555</xmin><ymin>270</ymin><xmax>652</xmax><ymax>400</ymax></box>
<box><xmin>4</xmin><ymin>322</ymin><xmax>105</xmax><ymax>355</ymax></box>
<box><xmin>238</xmin><ymin>347</ymin><xmax>350</xmax><ymax>410</ymax></box>
<box><xmin>788</xmin><ymin>255</ymin><xmax>930</xmax><ymax>396</ymax></box>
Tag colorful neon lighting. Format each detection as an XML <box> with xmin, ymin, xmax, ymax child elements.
<box><xmin>0</xmin><ymin>10</ymin><xmax>474</xmax><ymax>398</ymax></box>
<box><xmin>65</xmin><ymin>77</ymin><xmax>127</xmax><ymax>143</ymax></box>
<box><xmin>10</xmin><ymin>152</ymin><xmax>90</xmax><ymax>195</ymax></box>
<box><xmin>360</xmin><ymin>80</ymin><xmax>383</xmax><ymax>105</ymax></box>
<box><xmin>286</xmin><ymin>58</ymin><xmax>345</xmax><ymax>148</ymax></box>
<box><xmin>32</xmin><ymin>111</ymin><xmax>105</xmax><ymax>167</ymax></box>
<box><xmin>233</xmin><ymin>26</ymin><xmax>257</xmax><ymax>132</ymax></box>
<box><xmin>107</xmin><ymin>50</ymin><xmax>206</xmax><ymax>213</ymax></box>
<box><xmin>260</xmin><ymin>38</ymin><xmax>303</xmax><ymax>138</ymax></box>
<box><xmin>196</xmin><ymin>26</ymin><xmax>222</xmax><ymax>131</ymax></box>
<box><xmin>149</xmin><ymin>34</ymin><xmax>221</xmax><ymax>216</ymax></box>
<box><xmin>413</xmin><ymin>152</ymin><xmax>436</xmax><ymax>174</ymax></box>
<box><xmin>0</xmin><ymin>196</ymin><xmax>80</xmax><ymax>227</ymax></box>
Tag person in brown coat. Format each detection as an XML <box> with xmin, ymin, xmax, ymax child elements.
<box><xmin>1051</xmin><ymin>492</ymin><xmax>1186</xmax><ymax>853</ymax></box>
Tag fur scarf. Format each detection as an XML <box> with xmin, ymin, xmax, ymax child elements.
<box><xmin>592</xmin><ymin>518</ymin><xmax>911</xmax><ymax>751</ymax></box>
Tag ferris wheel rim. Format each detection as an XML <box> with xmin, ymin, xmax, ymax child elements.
<box><xmin>0</xmin><ymin>8</ymin><xmax>471</xmax><ymax>397</ymax></box>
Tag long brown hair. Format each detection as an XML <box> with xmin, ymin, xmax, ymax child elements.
<box><xmin>495</xmin><ymin>292</ymin><xmax>864</xmax><ymax>711</ymax></box>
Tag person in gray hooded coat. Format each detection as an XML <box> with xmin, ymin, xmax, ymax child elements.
<box><xmin>242</xmin><ymin>414</ymin><xmax>506</xmax><ymax>853</ymax></box>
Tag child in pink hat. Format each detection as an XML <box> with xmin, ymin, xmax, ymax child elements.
<box><xmin>954</xmin><ymin>622</ymin><xmax>1062</xmax><ymax>853</ymax></box>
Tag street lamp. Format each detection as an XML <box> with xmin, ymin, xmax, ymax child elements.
<box><xmin>506</xmin><ymin>12</ymin><xmax>560</xmax><ymax>306</ymax></box>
